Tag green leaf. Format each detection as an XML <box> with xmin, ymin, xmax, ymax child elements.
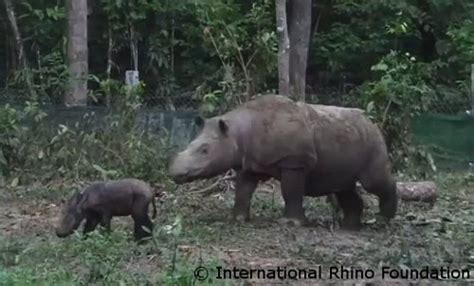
<box><xmin>366</xmin><ymin>101</ymin><xmax>375</xmax><ymax>113</ymax></box>
<box><xmin>92</xmin><ymin>164</ymin><xmax>108</xmax><ymax>174</ymax></box>
<box><xmin>38</xmin><ymin>150</ymin><xmax>45</xmax><ymax>160</ymax></box>
<box><xmin>11</xmin><ymin>177</ymin><xmax>19</xmax><ymax>187</ymax></box>
<box><xmin>0</xmin><ymin>151</ymin><xmax>6</xmax><ymax>166</ymax></box>
<box><xmin>371</xmin><ymin>63</ymin><xmax>388</xmax><ymax>71</ymax></box>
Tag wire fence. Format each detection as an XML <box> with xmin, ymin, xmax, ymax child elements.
<box><xmin>0</xmin><ymin>92</ymin><xmax>200</xmax><ymax>150</ymax></box>
<box><xmin>307</xmin><ymin>84</ymin><xmax>474</xmax><ymax>172</ymax></box>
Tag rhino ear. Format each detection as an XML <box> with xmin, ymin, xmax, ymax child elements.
<box><xmin>76</xmin><ymin>192</ymin><xmax>89</xmax><ymax>210</ymax></box>
<box><xmin>218</xmin><ymin>119</ymin><xmax>228</xmax><ymax>136</ymax></box>
<box><xmin>194</xmin><ymin>116</ymin><xmax>205</xmax><ymax>129</ymax></box>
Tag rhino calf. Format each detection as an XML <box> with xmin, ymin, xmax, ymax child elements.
<box><xmin>55</xmin><ymin>178</ymin><xmax>157</xmax><ymax>241</ymax></box>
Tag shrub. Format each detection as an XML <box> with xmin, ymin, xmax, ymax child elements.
<box><xmin>345</xmin><ymin>51</ymin><xmax>438</xmax><ymax>176</ymax></box>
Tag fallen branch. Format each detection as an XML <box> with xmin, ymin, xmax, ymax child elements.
<box><xmin>190</xmin><ymin>170</ymin><xmax>236</xmax><ymax>196</ymax></box>
<box><xmin>151</xmin><ymin>182</ymin><xmax>166</xmax><ymax>198</ymax></box>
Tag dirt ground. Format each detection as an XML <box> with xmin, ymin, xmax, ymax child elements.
<box><xmin>1</xmin><ymin>174</ymin><xmax>474</xmax><ymax>285</ymax></box>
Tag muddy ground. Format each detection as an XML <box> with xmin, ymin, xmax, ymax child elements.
<box><xmin>1</xmin><ymin>172</ymin><xmax>474</xmax><ymax>285</ymax></box>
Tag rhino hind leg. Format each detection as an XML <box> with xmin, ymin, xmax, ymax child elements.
<box><xmin>279</xmin><ymin>168</ymin><xmax>308</xmax><ymax>227</ymax></box>
<box><xmin>373</xmin><ymin>177</ymin><xmax>398</xmax><ymax>219</ymax></box>
<box><xmin>232</xmin><ymin>171</ymin><xmax>259</xmax><ymax>223</ymax></box>
<box><xmin>359</xmin><ymin>157</ymin><xmax>398</xmax><ymax>219</ymax></box>
<box><xmin>335</xmin><ymin>186</ymin><xmax>363</xmax><ymax>231</ymax></box>
<box><xmin>132</xmin><ymin>198</ymin><xmax>154</xmax><ymax>242</ymax></box>
<box><xmin>132</xmin><ymin>214</ymin><xmax>153</xmax><ymax>242</ymax></box>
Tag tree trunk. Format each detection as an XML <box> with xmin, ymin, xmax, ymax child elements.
<box><xmin>275</xmin><ymin>0</ymin><xmax>290</xmax><ymax>96</ymax></box>
<box><xmin>288</xmin><ymin>0</ymin><xmax>312</xmax><ymax>102</ymax></box>
<box><xmin>3</xmin><ymin>0</ymin><xmax>37</xmax><ymax>99</ymax></box>
<box><xmin>65</xmin><ymin>0</ymin><xmax>88</xmax><ymax>106</ymax></box>
<box><xmin>106</xmin><ymin>22</ymin><xmax>113</xmax><ymax>107</ymax></box>
<box><xmin>4</xmin><ymin>16</ymin><xmax>12</xmax><ymax>86</ymax></box>
<box><xmin>129</xmin><ymin>25</ymin><xmax>138</xmax><ymax>71</ymax></box>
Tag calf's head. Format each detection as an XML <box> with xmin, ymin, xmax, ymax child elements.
<box><xmin>168</xmin><ymin>116</ymin><xmax>238</xmax><ymax>184</ymax></box>
<box><xmin>55</xmin><ymin>191</ymin><xmax>87</xmax><ymax>238</ymax></box>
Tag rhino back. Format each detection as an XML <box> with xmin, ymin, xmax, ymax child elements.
<box><xmin>88</xmin><ymin>179</ymin><xmax>152</xmax><ymax>216</ymax></box>
<box><xmin>302</xmin><ymin>103</ymin><xmax>388</xmax><ymax>188</ymax></box>
<box><xmin>223</xmin><ymin>95</ymin><xmax>318</xmax><ymax>175</ymax></box>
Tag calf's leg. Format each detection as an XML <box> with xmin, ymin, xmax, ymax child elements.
<box><xmin>132</xmin><ymin>214</ymin><xmax>153</xmax><ymax>241</ymax></box>
<box><xmin>100</xmin><ymin>213</ymin><xmax>112</xmax><ymax>233</ymax></box>
<box><xmin>132</xmin><ymin>199</ymin><xmax>154</xmax><ymax>241</ymax></box>
<box><xmin>83</xmin><ymin>214</ymin><xmax>100</xmax><ymax>235</ymax></box>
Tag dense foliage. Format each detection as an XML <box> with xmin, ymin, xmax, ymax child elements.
<box><xmin>1</xmin><ymin>0</ymin><xmax>471</xmax><ymax>105</ymax></box>
<box><xmin>0</xmin><ymin>85</ymin><xmax>171</xmax><ymax>186</ymax></box>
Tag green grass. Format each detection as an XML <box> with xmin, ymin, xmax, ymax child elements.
<box><xmin>1</xmin><ymin>171</ymin><xmax>474</xmax><ymax>284</ymax></box>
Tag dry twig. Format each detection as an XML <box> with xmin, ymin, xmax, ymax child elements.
<box><xmin>190</xmin><ymin>170</ymin><xmax>236</xmax><ymax>196</ymax></box>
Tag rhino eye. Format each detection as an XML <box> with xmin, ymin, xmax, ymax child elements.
<box><xmin>199</xmin><ymin>144</ymin><xmax>209</xmax><ymax>155</ymax></box>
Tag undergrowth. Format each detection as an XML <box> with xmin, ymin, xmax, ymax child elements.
<box><xmin>343</xmin><ymin>51</ymin><xmax>449</xmax><ymax>178</ymax></box>
<box><xmin>0</xmin><ymin>83</ymin><xmax>173</xmax><ymax>188</ymax></box>
<box><xmin>0</xmin><ymin>224</ymin><xmax>219</xmax><ymax>285</ymax></box>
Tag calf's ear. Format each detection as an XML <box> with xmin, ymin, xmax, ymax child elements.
<box><xmin>76</xmin><ymin>192</ymin><xmax>89</xmax><ymax>210</ymax></box>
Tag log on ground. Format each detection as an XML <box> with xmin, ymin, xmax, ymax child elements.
<box><xmin>395</xmin><ymin>181</ymin><xmax>438</xmax><ymax>203</ymax></box>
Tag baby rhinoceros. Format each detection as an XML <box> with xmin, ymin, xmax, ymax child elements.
<box><xmin>55</xmin><ymin>178</ymin><xmax>157</xmax><ymax>241</ymax></box>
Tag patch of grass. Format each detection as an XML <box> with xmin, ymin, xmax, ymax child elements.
<box><xmin>0</xmin><ymin>239</ymin><xmax>25</xmax><ymax>268</ymax></box>
<box><xmin>0</xmin><ymin>223</ymin><xmax>223</xmax><ymax>285</ymax></box>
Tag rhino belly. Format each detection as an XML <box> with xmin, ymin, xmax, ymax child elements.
<box><xmin>303</xmin><ymin>173</ymin><xmax>358</xmax><ymax>197</ymax></box>
<box><xmin>303</xmin><ymin>155</ymin><xmax>365</xmax><ymax>197</ymax></box>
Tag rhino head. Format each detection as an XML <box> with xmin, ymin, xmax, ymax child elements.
<box><xmin>168</xmin><ymin>115</ymin><xmax>239</xmax><ymax>184</ymax></box>
<box><xmin>55</xmin><ymin>191</ymin><xmax>87</xmax><ymax>238</ymax></box>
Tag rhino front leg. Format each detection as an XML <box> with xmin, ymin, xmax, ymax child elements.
<box><xmin>279</xmin><ymin>168</ymin><xmax>308</xmax><ymax>227</ymax></box>
<box><xmin>232</xmin><ymin>171</ymin><xmax>258</xmax><ymax>223</ymax></box>
<box><xmin>100</xmin><ymin>213</ymin><xmax>112</xmax><ymax>233</ymax></box>
<box><xmin>83</xmin><ymin>213</ymin><xmax>100</xmax><ymax>236</ymax></box>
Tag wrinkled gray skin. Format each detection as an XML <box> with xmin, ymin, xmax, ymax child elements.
<box><xmin>168</xmin><ymin>95</ymin><xmax>398</xmax><ymax>229</ymax></box>
<box><xmin>55</xmin><ymin>178</ymin><xmax>157</xmax><ymax>241</ymax></box>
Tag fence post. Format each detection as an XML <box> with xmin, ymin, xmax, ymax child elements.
<box><xmin>125</xmin><ymin>70</ymin><xmax>139</xmax><ymax>87</ymax></box>
<box><xmin>471</xmin><ymin>64</ymin><xmax>474</xmax><ymax>114</ymax></box>
<box><xmin>469</xmin><ymin>64</ymin><xmax>474</xmax><ymax>171</ymax></box>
